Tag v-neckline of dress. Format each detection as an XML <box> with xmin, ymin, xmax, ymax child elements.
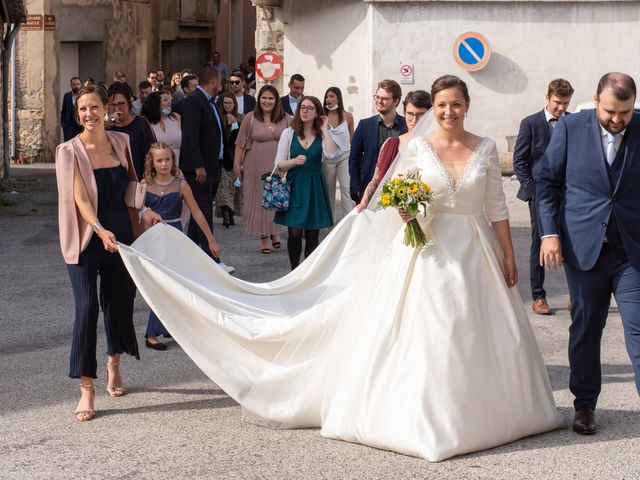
<box><xmin>420</xmin><ymin>137</ymin><xmax>486</xmax><ymax>194</ymax></box>
<box><xmin>296</xmin><ymin>135</ymin><xmax>318</xmax><ymax>151</ymax></box>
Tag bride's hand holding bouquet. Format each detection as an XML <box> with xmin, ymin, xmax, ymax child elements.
<box><xmin>377</xmin><ymin>170</ymin><xmax>434</xmax><ymax>248</ymax></box>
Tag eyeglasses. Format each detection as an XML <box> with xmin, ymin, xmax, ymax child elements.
<box><xmin>109</xmin><ymin>101</ymin><xmax>127</xmax><ymax>108</ymax></box>
<box><xmin>405</xmin><ymin>111</ymin><xmax>427</xmax><ymax>120</ymax></box>
<box><xmin>299</xmin><ymin>105</ymin><xmax>316</xmax><ymax>112</ymax></box>
<box><xmin>373</xmin><ymin>95</ymin><xmax>394</xmax><ymax>102</ymax></box>
<box><xmin>229</xmin><ymin>80</ymin><xmax>241</xmax><ymax>85</ymax></box>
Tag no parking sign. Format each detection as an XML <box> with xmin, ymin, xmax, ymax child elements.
<box><xmin>400</xmin><ymin>63</ymin><xmax>414</xmax><ymax>85</ymax></box>
<box><xmin>453</xmin><ymin>32</ymin><xmax>491</xmax><ymax>72</ymax></box>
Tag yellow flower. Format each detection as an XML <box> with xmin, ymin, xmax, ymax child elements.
<box><xmin>397</xmin><ymin>187</ymin><xmax>406</xmax><ymax>196</ymax></box>
<box><xmin>381</xmin><ymin>194</ymin><xmax>391</xmax><ymax>205</ymax></box>
<box><xmin>422</xmin><ymin>182</ymin><xmax>431</xmax><ymax>193</ymax></box>
<box><xmin>393</xmin><ymin>178</ymin><xmax>402</xmax><ymax>185</ymax></box>
<box><xmin>409</xmin><ymin>184</ymin><xmax>418</xmax><ymax>194</ymax></box>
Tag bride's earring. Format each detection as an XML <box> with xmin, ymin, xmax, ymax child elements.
<box><xmin>465</xmin><ymin>112</ymin><xmax>469</xmax><ymax>118</ymax></box>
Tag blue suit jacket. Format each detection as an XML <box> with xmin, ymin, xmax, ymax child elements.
<box><xmin>60</xmin><ymin>91</ymin><xmax>81</xmax><ymax>141</ymax></box>
<box><xmin>348</xmin><ymin>113</ymin><xmax>407</xmax><ymax>199</ymax></box>
<box><xmin>537</xmin><ymin>109</ymin><xmax>640</xmax><ymax>270</ymax></box>
<box><xmin>281</xmin><ymin>96</ymin><xmax>294</xmax><ymax>116</ymax></box>
<box><xmin>241</xmin><ymin>93</ymin><xmax>256</xmax><ymax>115</ymax></box>
<box><xmin>180</xmin><ymin>88</ymin><xmax>224</xmax><ymax>175</ymax></box>
<box><xmin>513</xmin><ymin>109</ymin><xmax>558</xmax><ymax>201</ymax></box>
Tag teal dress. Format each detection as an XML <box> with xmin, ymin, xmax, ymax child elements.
<box><xmin>275</xmin><ymin>135</ymin><xmax>334</xmax><ymax>229</ymax></box>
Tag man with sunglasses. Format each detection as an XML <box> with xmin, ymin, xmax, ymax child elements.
<box><xmin>227</xmin><ymin>71</ymin><xmax>255</xmax><ymax>115</ymax></box>
<box><xmin>349</xmin><ymin>79</ymin><xmax>407</xmax><ymax>203</ymax></box>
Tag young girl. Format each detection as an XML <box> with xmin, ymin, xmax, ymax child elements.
<box><xmin>142</xmin><ymin>142</ymin><xmax>221</xmax><ymax>350</ymax></box>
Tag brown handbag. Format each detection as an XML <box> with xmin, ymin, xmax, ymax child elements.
<box><xmin>123</xmin><ymin>148</ymin><xmax>146</xmax><ymax>209</ymax></box>
<box><xmin>122</xmin><ymin>147</ymin><xmax>148</xmax><ymax>238</ymax></box>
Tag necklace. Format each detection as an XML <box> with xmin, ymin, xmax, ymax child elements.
<box><xmin>301</xmin><ymin>132</ymin><xmax>315</xmax><ymax>148</ymax></box>
<box><xmin>154</xmin><ymin>177</ymin><xmax>173</xmax><ymax>195</ymax></box>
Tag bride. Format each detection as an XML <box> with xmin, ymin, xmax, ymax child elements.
<box><xmin>119</xmin><ymin>75</ymin><xmax>564</xmax><ymax>461</ymax></box>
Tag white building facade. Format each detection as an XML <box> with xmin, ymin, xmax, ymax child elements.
<box><xmin>259</xmin><ymin>0</ymin><xmax>640</xmax><ymax>166</ymax></box>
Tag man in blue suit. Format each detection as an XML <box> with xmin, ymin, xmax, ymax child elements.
<box><xmin>60</xmin><ymin>76</ymin><xmax>82</xmax><ymax>141</ymax></box>
<box><xmin>538</xmin><ymin>72</ymin><xmax>640</xmax><ymax>435</ymax></box>
<box><xmin>280</xmin><ymin>73</ymin><xmax>305</xmax><ymax>116</ymax></box>
<box><xmin>181</xmin><ymin>65</ymin><xmax>234</xmax><ymax>274</ymax></box>
<box><xmin>513</xmin><ymin>78</ymin><xmax>573</xmax><ymax>315</ymax></box>
<box><xmin>349</xmin><ymin>79</ymin><xmax>407</xmax><ymax>202</ymax></box>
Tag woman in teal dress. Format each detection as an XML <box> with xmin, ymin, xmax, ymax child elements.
<box><xmin>274</xmin><ymin>96</ymin><xmax>339</xmax><ymax>269</ymax></box>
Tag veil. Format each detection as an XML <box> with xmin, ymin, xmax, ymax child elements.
<box><xmin>366</xmin><ymin>108</ymin><xmax>436</xmax><ymax>211</ymax></box>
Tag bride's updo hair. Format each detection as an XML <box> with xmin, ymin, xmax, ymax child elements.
<box><xmin>430</xmin><ymin>75</ymin><xmax>470</xmax><ymax>103</ymax></box>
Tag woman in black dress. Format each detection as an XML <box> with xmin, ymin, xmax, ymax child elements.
<box><xmin>56</xmin><ymin>85</ymin><xmax>161</xmax><ymax>421</ymax></box>
<box><xmin>106</xmin><ymin>82</ymin><xmax>156</xmax><ymax>179</ymax></box>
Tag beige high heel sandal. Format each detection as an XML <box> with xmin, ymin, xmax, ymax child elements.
<box><xmin>106</xmin><ymin>360</ymin><xmax>125</xmax><ymax>397</ymax></box>
<box><xmin>75</xmin><ymin>382</ymin><xmax>96</xmax><ymax>422</ymax></box>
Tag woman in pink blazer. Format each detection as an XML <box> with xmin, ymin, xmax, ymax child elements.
<box><xmin>56</xmin><ymin>85</ymin><xmax>161</xmax><ymax>421</ymax></box>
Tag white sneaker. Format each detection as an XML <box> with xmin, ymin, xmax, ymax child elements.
<box><xmin>218</xmin><ymin>261</ymin><xmax>235</xmax><ymax>275</ymax></box>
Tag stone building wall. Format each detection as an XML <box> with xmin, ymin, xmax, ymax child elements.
<box><xmin>13</xmin><ymin>0</ymin><xmax>247</xmax><ymax>163</ymax></box>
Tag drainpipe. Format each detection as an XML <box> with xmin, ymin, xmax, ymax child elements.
<box><xmin>10</xmin><ymin>25</ymin><xmax>14</xmax><ymax>160</ymax></box>
<box><xmin>1</xmin><ymin>0</ymin><xmax>21</xmax><ymax>179</ymax></box>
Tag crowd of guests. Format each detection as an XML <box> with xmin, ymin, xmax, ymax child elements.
<box><xmin>56</xmin><ymin>51</ymin><xmax>444</xmax><ymax>421</ymax></box>
<box><xmin>60</xmin><ymin>56</ymin><xmax>436</xmax><ymax>274</ymax></box>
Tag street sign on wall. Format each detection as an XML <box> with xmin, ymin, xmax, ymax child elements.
<box><xmin>44</xmin><ymin>15</ymin><xmax>56</xmax><ymax>31</ymax></box>
<box><xmin>22</xmin><ymin>15</ymin><xmax>43</xmax><ymax>31</ymax></box>
<box><xmin>453</xmin><ymin>32</ymin><xmax>491</xmax><ymax>72</ymax></box>
<box><xmin>399</xmin><ymin>63</ymin><xmax>414</xmax><ymax>85</ymax></box>
<box><xmin>256</xmin><ymin>52</ymin><xmax>283</xmax><ymax>82</ymax></box>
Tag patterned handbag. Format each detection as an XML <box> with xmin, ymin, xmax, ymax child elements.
<box><xmin>261</xmin><ymin>165</ymin><xmax>290</xmax><ymax>211</ymax></box>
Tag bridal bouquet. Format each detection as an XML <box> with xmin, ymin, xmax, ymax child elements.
<box><xmin>377</xmin><ymin>170</ymin><xmax>434</xmax><ymax>248</ymax></box>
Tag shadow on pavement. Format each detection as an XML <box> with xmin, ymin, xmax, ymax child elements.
<box><xmin>547</xmin><ymin>363</ymin><xmax>635</xmax><ymax>391</ymax></box>
<box><xmin>96</xmin><ymin>396</ymin><xmax>238</xmax><ymax>418</ymax></box>
<box><xmin>128</xmin><ymin>386</ymin><xmax>226</xmax><ymax>396</ymax></box>
<box><xmin>455</xmin><ymin>406</ymin><xmax>640</xmax><ymax>462</ymax></box>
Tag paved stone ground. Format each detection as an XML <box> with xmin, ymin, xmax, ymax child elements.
<box><xmin>1</xmin><ymin>165</ymin><xmax>639</xmax><ymax>479</ymax></box>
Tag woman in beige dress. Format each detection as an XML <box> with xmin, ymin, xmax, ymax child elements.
<box><xmin>234</xmin><ymin>85</ymin><xmax>290</xmax><ymax>254</ymax></box>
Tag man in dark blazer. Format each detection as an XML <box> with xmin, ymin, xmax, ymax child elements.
<box><xmin>513</xmin><ymin>78</ymin><xmax>573</xmax><ymax>315</ymax></box>
<box><xmin>538</xmin><ymin>72</ymin><xmax>640</xmax><ymax>435</ymax></box>
<box><xmin>181</xmin><ymin>65</ymin><xmax>234</xmax><ymax>274</ymax></box>
<box><xmin>349</xmin><ymin>79</ymin><xmax>407</xmax><ymax>203</ymax></box>
<box><xmin>227</xmin><ymin>71</ymin><xmax>255</xmax><ymax>115</ymax></box>
<box><xmin>60</xmin><ymin>76</ymin><xmax>82</xmax><ymax>141</ymax></box>
<box><xmin>280</xmin><ymin>73</ymin><xmax>305</xmax><ymax>115</ymax></box>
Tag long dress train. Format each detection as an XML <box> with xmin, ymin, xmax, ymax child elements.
<box><xmin>118</xmin><ymin>137</ymin><xmax>564</xmax><ymax>461</ymax></box>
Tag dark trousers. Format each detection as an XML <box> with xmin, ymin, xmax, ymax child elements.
<box><xmin>66</xmin><ymin>237</ymin><xmax>139</xmax><ymax>379</ymax></box>
<box><xmin>564</xmin><ymin>243</ymin><xmax>640</xmax><ymax>410</ymax></box>
<box><xmin>146</xmin><ymin>310</ymin><xmax>169</xmax><ymax>337</ymax></box>
<box><xmin>287</xmin><ymin>228</ymin><xmax>320</xmax><ymax>270</ymax></box>
<box><xmin>528</xmin><ymin>199</ymin><xmax>546</xmax><ymax>300</ymax></box>
<box><xmin>184</xmin><ymin>169</ymin><xmax>220</xmax><ymax>261</ymax></box>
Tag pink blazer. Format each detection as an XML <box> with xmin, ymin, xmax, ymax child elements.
<box><xmin>55</xmin><ymin>131</ymin><xmax>133</xmax><ymax>264</ymax></box>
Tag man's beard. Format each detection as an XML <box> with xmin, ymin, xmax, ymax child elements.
<box><xmin>598</xmin><ymin>115</ymin><xmax>626</xmax><ymax>134</ymax></box>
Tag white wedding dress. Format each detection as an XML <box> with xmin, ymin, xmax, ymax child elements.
<box><xmin>119</xmin><ymin>136</ymin><xmax>564</xmax><ymax>462</ymax></box>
